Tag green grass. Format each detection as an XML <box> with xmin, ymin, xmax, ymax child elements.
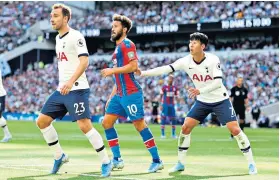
<box><xmin>0</xmin><ymin>121</ymin><xmax>278</xmax><ymax>180</ymax></box>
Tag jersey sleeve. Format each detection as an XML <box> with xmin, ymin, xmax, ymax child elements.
<box><xmin>170</xmin><ymin>57</ymin><xmax>187</xmax><ymax>71</ymax></box>
<box><xmin>212</xmin><ymin>56</ymin><xmax>223</xmax><ymax>79</ymax></box>
<box><xmin>244</xmin><ymin>88</ymin><xmax>248</xmax><ymax>98</ymax></box>
<box><xmin>121</xmin><ymin>42</ymin><xmax>138</xmax><ymax>62</ymax></box>
<box><xmin>75</xmin><ymin>32</ymin><xmax>89</xmax><ymax>57</ymax></box>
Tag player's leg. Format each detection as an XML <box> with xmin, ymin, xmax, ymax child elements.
<box><xmin>103</xmin><ymin>95</ymin><xmax>126</xmax><ymax>169</ymax></box>
<box><xmin>215</xmin><ymin>99</ymin><xmax>257</xmax><ymax>175</ymax></box>
<box><xmin>123</xmin><ymin>92</ymin><xmax>163</xmax><ymax>173</ymax></box>
<box><xmin>0</xmin><ymin>96</ymin><xmax>12</xmax><ymax>142</ymax></box>
<box><xmin>77</xmin><ymin>118</ymin><xmax>112</xmax><ymax>177</ymax></box>
<box><xmin>66</xmin><ymin>89</ymin><xmax>112</xmax><ymax>177</ymax></box>
<box><xmin>160</xmin><ymin>113</ymin><xmax>166</xmax><ymax>138</ymax></box>
<box><xmin>238</xmin><ymin>108</ymin><xmax>246</xmax><ymax>131</ymax></box>
<box><xmin>170</xmin><ymin>106</ymin><xmax>177</xmax><ymax>138</ymax></box>
<box><xmin>169</xmin><ymin>101</ymin><xmax>210</xmax><ymax>173</ymax></box>
<box><xmin>37</xmin><ymin>91</ymin><xmax>69</xmax><ymax>174</ymax></box>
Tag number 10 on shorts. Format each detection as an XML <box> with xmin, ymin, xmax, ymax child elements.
<box><xmin>127</xmin><ymin>104</ymin><xmax>137</xmax><ymax>116</ymax></box>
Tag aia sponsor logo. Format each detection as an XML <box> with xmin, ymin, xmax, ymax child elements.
<box><xmin>192</xmin><ymin>74</ymin><xmax>213</xmax><ymax>82</ymax></box>
<box><xmin>57</xmin><ymin>52</ymin><xmax>68</xmax><ymax>61</ymax></box>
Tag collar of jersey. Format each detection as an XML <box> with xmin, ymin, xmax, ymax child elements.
<box><xmin>192</xmin><ymin>56</ymin><xmax>206</xmax><ymax>65</ymax></box>
<box><xmin>59</xmin><ymin>31</ymin><xmax>69</xmax><ymax>39</ymax></box>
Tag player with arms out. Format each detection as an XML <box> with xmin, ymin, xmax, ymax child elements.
<box><xmin>0</xmin><ymin>69</ymin><xmax>12</xmax><ymax>143</ymax></box>
<box><xmin>36</xmin><ymin>4</ymin><xmax>112</xmax><ymax>177</ymax></box>
<box><xmin>101</xmin><ymin>14</ymin><xmax>163</xmax><ymax>173</ymax></box>
<box><xmin>137</xmin><ymin>32</ymin><xmax>257</xmax><ymax>175</ymax></box>
<box><xmin>160</xmin><ymin>74</ymin><xmax>179</xmax><ymax>139</ymax></box>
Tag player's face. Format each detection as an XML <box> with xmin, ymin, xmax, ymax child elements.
<box><xmin>111</xmin><ymin>21</ymin><xmax>124</xmax><ymax>42</ymax></box>
<box><xmin>237</xmin><ymin>78</ymin><xmax>243</xmax><ymax>86</ymax></box>
<box><xmin>189</xmin><ymin>40</ymin><xmax>205</xmax><ymax>55</ymax></box>
<box><xmin>168</xmin><ymin>76</ymin><xmax>173</xmax><ymax>85</ymax></box>
<box><xmin>50</xmin><ymin>8</ymin><xmax>66</xmax><ymax>30</ymax></box>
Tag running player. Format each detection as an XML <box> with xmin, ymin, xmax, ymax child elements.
<box><xmin>101</xmin><ymin>14</ymin><xmax>163</xmax><ymax>173</ymax></box>
<box><xmin>160</xmin><ymin>74</ymin><xmax>179</xmax><ymax>139</ymax></box>
<box><xmin>137</xmin><ymin>32</ymin><xmax>257</xmax><ymax>175</ymax></box>
<box><xmin>36</xmin><ymin>4</ymin><xmax>112</xmax><ymax>177</ymax></box>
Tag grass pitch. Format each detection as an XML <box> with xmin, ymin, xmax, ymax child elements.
<box><xmin>0</xmin><ymin>121</ymin><xmax>278</xmax><ymax>180</ymax></box>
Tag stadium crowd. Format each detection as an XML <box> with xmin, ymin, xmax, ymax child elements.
<box><xmin>3</xmin><ymin>52</ymin><xmax>278</xmax><ymax>118</ymax></box>
<box><xmin>0</xmin><ymin>1</ymin><xmax>278</xmax><ymax>53</ymax></box>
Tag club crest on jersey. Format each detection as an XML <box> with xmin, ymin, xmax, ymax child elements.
<box><xmin>128</xmin><ymin>51</ymin><xmax>135</xmax><ymax>60</ymax></box>
<box><xmin>217</xmin><ymin>63</ymin><xmax>221</xmax><ymax>70</ymax></box>
<box><xmin>57</xmin><ymin>52</ymin><xmax>68</xmax><ymax>61</ymax></box>
<box><xmin>192</xmin><ymin>74</ymin><xmax>213</xmax><ymax>82</ymax></box>
<box><xmin>77</xmin><ymin>39</ymin><xmax>84</xmax><ymax>47</ymax></box>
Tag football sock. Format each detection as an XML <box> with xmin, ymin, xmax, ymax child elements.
<box><xmin>85</xmin><ymin>128</ymin><xmax>110</xmax><ymax>164</ymax></box>
<box><xmin>105</xmin><ymin>127</ymin><xmax>121</xmax><ymax>160</ymax></box>
<box><xmin>140</xmin><ymin>128</ymin><xmax>160</xmax><ymax>163</ymax></box>
<box><xmin>234</xmin><ymin>131</ymin><xmax>255</xmax><ymax>165</ymax></box>
<box><xmin>40</xmin><ymin>124</ymin><xmax>63</xmax><ymax>160</ymax></box>
<box><xmin>178</xmin><ymin>131</ymin><xmax>191</xmax><ymax>165</ymax></box>
<box><xmin>0</xmin><ymin>117</ymin><xmax>11</xmax><ymax>137</ymax></box>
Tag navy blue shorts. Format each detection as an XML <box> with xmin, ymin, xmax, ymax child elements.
<box><xmin>41</xmin><ymin>89</ymin><xmax>91</xmax><ymax>121</ymax></box>
<box><xmin>106</xmin><ymin>92</ymin><xmax>144</xmax><ymax>121</ymax></box>
<box><xmin>161</xmin><ymin>104</ymin><xmax>176</xmax><ymax>118</ymax></box>
<box><xmin>187</xmin><ymin>99</ymin><xmax>237</xmax><ymax>125</ymax></box>
<box><xmin>0</xmin><ymin>96</ymin><xmax>5</xmax><ymax>117</ymax></box>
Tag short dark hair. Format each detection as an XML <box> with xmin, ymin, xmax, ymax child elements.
<box><xmin>113</xmin><ymin>14</ymin><xmax>133</xmax><ymax>34</ymax></box>
<box><xmin>190</xmin><ymin>32</ymin><xmax>208</xmax><ymax>46</ymax></box>
<box><xmin>52</xmin><ymin>3</ymin><xmax>71</xmax><ymax>22</ymax></box>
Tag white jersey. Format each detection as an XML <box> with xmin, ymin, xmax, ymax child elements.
<box><xmin>0</xmin><ymin>70</ymin><xmax>6</xmax><ymax>97</ymax></box>
<box><xmin>56</xmin><ymin>28</ymin><xmax>89</xmax><ymax>91</ymax></box>
<box><xmin>171</xmin><ymin>52</ymin><xmax>229</xmax><ymax>103</ymax></box>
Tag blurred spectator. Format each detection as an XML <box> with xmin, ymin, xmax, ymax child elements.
<box><xmin>0</xmin><ymin>1</ymin><xmax>278</xmax><ymax>53</ymax></box>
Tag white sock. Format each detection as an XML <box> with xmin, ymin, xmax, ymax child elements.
<box><xmin>0</xmin><ymin>117</ymin><xmax>11</xmax><ymax>137</ymax></box>
<box><xmin>85</xmin><ymin>128</ymin><xmax>110</xmax><ymax>164</ymax></box>
<box><xmin>234</xmin><ymin>131</ymin><xmax>255</xmax><ymax>165</ymax></box>
<box><xmin>40</xmin><ymin>124</ymin><xmax>63</xmax><ymax>160</ymax></box>
<box><xmin>177</xmin><ymin>131</ymin><xmax>191</xmax><ymax>165</ymax></box>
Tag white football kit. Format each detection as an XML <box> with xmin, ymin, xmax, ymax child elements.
<box><xmin>56</xmin><ymin>28</ymin><xmax>90</xmax><ymax>91</ymax></box>
<box><xmin>170</xmin><ymin>52</ymin><xmax>229</xmax><ymax>103</ymax></box>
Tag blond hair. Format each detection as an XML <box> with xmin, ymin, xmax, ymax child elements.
<box><xmin>52</xmin><ymin>3</ymin><xmax>72</xmax><ymax>22</ymax></box>
<box><xmin>113</xmin><ymin>14</ymin><xmax>133</xmax><ymax>34</ymax></box>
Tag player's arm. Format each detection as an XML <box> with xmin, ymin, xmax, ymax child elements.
<box><xmin>230</xmin><ymin>87</ymin><xmax>234</xmax><ymax>102</ymax></box>
<box><xmin>105</xmin><ymin>85</ymin><xmax>117</xmax><ymax>110</ymax></box>
<box><xmin>101</xmin><ymin>43</ymin><xmax>138</xmax><ymax>77</ymax></box>
<box><xmin>113</xmin><ymin>60</ymin><xmax>138</xmax><ymax>74</ymax></box>
<box><xmin>138</xmin><ymin>57</ymin><xmax>186</xmax><ymax>77</ymax></box>
<box><xmin>244</xmin><ymin>88</ymin><xmax>249</xmax><ymax>110</ymax></box>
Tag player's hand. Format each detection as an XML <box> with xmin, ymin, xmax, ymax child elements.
<box><xmin>101</xmin><ymin>68</ymin><xmax>114</xmax><ymax>77</ymax></box>
<box><xmin>135</xmin><ymin>68</ymin><xmax>142</xmax><ymax>76</ymax></box>
<box><xmin>188</xmin><ymin>87</ymin><xmax>200</xmax><ymax>99</ymax></box>
<box><xmin>60</xmin><ymin>80</ymin><xmax>74</xmax><ymax>95</ymax></box>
